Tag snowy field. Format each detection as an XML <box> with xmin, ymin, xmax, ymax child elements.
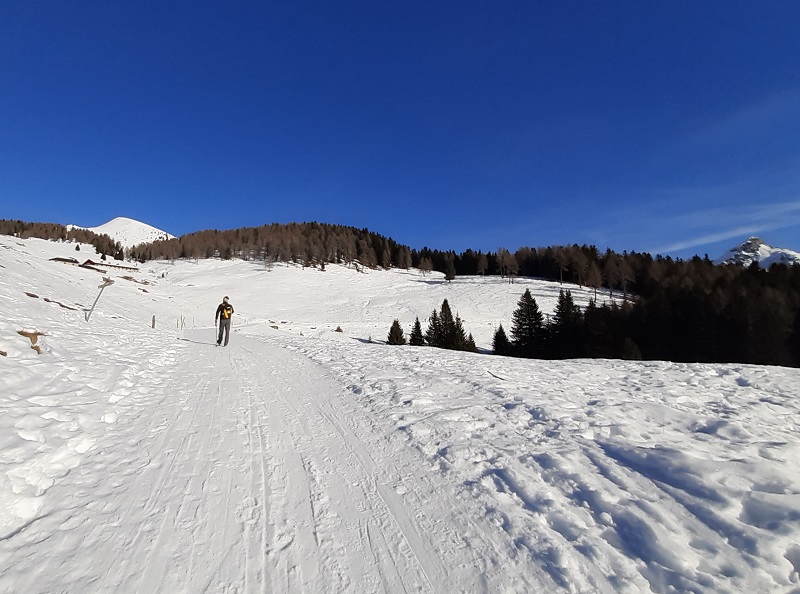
<box><xmin>1</xmin><ymin>234</ymin><xmax>800</xmax><ymax>593</ymax></box>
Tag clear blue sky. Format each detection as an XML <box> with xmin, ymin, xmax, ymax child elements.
<box><xmin>2</xmin><ymin>1</ymin><xmax>800</xmax><ymax>259</ymax></box>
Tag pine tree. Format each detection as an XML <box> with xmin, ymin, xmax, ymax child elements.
<box><xmin>493</xmin><ymin>324</ymin><xmax>512</xmax><ymax>356</ymax></box>
<box><xmin>409</xmin><ymin>317</ymin><xmax>425</xmax><ymax>346</ymax></box>
<box><xmin>788</xmin><ymin>307</ymin><xmax>800</xmax><ymax>366</ymax></box>
<box><xmin>438</xmin><ymin>300</ymin><xmax>457</xmax><ymax>347</ymax></box>
<box><xmin>453</xmin><ymin>313</ymin><xmax>469</xmax><ymax>350</ymax></box>
<box><xmin>387</xmin><ymin>319</ymin><xmax>407</xmax><ymax>345</ymax></box>
<box><xmin>425</xmin><ymin>310</ymin><xmax>442</xmax><ymax>347</ymax></box>
<box><xmin>583</xmin><ymin>299</ymin><xmax>613</xmax><ymax>358</ymax></box>
<box><xmin>621</xmin><ymin>337</ymin><xmax>642</xmax><ymax>360</ymax></box>
<box><xmin>464</xmin><ymin>333</ymin><xmax>478</xmax><ymax>353</ymax></box>
<box><xmin>425</xmin><ymin>300</ymin><xmax>474</xmax><ymax>351</ymax></box>
<box><xmin>551</xmin><ymin>289</ymin><xmax>584</xmax><ymax>358</ymax></box>
<box><xmin>438</xmin><ymin>299</ymin><xmax>466</xmax><ymax>349</ymax></box>
<box><xmin>510</xmin><ymin>289</ymin><xmax>544</xmax><ymax>357</ymax></box>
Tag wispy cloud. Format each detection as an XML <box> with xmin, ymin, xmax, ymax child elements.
<box><xmin>650</xmin><ymin>200</ymin><xmax>800</xmax><ymax>253</ymax></box>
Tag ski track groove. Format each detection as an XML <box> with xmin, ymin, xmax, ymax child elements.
<box><xmin>236</xmin><ymin>351</ymin><xmax>272</xmax><ymax>594</ymax></box>
<box><xmin>262</xmin><ymin>348</ymin><xmax>459</xmax><ymax>594</ymax></box>
<box><xmin>313</xmin><ymin>397</ymin><xmax>440</xmax><ymax>592</ymax></box>
<box><xmin>97</xmin><ymin>364</ymin><xmax>212</xmax><ymax>591</ymax></box>
<box><xmin>3</xmin><ymin>331</ymin><xmax>479</xmax><ymax>593</ymax></box>
<box><xmin>132</xmin><ymin>368</ymin><xmax>211</xmax><ymax>594</ymax></box>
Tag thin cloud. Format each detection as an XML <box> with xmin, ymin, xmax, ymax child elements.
<box><xmin>650</xmin><ymin>200</ymin><xmax>800</xmax><ymax>254</ymax></box>
<box><xmin>684</xmin><ymin>89</ymin><xmax>800</xmax><ymax>154</ymax></box>
<box><xmin>655</xmin><ymin>226</ymin><xmax>767</xmax><ymax>253</ymax></box>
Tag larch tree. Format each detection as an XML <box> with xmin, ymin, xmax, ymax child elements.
<box><xmin>419</xmin><ymin>257</ymin><xmax>433</xmax><ymax>276</ymax></box>
<box><xmin>585</xmin><ymin>261</ymin><xmax>603</xmax><ymax>301</ymax></box>
<box><xmin>476</xmin><ymin>253</ymin><xmax>488</xmax><ymax>275</ymax></box>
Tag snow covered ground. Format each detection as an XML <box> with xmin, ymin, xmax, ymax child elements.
<box><xmin>1</xmin><ymin>234</ymin><xmax>799</xmax><ymax>593</ymax></box>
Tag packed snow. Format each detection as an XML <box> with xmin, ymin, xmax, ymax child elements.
<box><xmin>1</xmin><ymin>233</ymin><xmax>799</xmax><ymax>593</ymax></box>
<box><xmin>67</xmin><ymin>217</ymin><xmax>175</xmax><ymax>248</ymax></box>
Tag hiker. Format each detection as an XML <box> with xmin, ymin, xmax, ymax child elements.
<box><xmin>215</xmin><ymin>296</ymin><xmax>234</xmax><ymax>346</ymax></box>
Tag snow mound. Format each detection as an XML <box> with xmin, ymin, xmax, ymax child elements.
<box><xmin>68</xmin><ymin>217</ymin><xmax>174</xmax><ymax>248</ymax></box>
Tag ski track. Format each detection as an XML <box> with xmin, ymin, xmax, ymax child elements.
<box><xmin>1</xmin><ymin>329</ymin><xmax>493</xmax><ymax>593</ymax></box>
<box><xmin>3</xmin><ymin>318</ymin><xmax>798</xmax><ymax>593</ymax></box>
<box><xmin>268</xmin><ymin>333</ymin><xmax>800</xmax><ymax>594</ymax></box>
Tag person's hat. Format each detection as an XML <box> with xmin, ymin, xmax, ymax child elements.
<box><xmin>223</xmin><ymin>296</ymin><xmax>229</xmax><ymax>301</ymax></box>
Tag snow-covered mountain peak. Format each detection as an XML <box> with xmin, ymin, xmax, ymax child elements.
<box><xmin>714</xmin><ymin>236</ymin><xmax>800</xmax><ymax>268</ymax></box>
<box><xmin>68</xmin><ymin>217</ymin><xmax>175</xmax><ymax>248</ymax></box>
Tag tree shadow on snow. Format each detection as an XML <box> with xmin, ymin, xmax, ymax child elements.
<box><xmin>352</xmin><ymin>337</ymin><xmax>386</xmax><ymax>345</ymax></box>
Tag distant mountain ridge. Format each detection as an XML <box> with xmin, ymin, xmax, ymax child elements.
<box><xmin>67</xmin><ymin>219</ymin><xmax>800</xmax><ymax>270</ymax></box>
<box><xmin>715</xmin><ymin>236</ymin><xmax>800</xmax><ymax>268</ymax></box>
<box><xmin>68</xmin><ymin>217</ymin><xmax>174</xmax><ymax>249</ymax></box>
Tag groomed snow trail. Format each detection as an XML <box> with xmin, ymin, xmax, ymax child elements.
<box><xmin>1</xmin><ymin>329</ymin><xmax>502</xmax><ymax>594</ymax></box>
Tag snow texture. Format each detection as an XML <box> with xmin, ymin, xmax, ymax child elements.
<box><xmin>1</xmin><ymin>231</ymin><xmax>800</xmax><ymax>593</ymax></box>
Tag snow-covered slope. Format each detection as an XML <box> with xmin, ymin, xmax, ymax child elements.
<box><xmin>2</xmin><ymin>234</ymin><xmax>800</xmax><ymax>593</ymax></box>
<box><xmin>68</xmin><ymin>216</ymin><xmax>174</xmax><ymax>248</ymax></box>
<box><xmin>715</xmin><ymin>236</ymin><xmax>800</xmax><ymax>268</ymax></box>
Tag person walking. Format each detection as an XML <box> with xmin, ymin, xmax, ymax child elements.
<box><xmin>215</xmin><ymin>296</ymin><xmax>234</xmax><ymax>346</ymax></box>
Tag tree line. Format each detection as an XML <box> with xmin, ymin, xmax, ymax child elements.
<box><xmin>407</xmin><ymin>244</ymin><xmax>800</xmax><ymax>367</ymax></box>
<box><xmin>121</xmin><ymin>221</ymin><xmax>691</xmax><ymax>304</ymax></box>
<box><xmin>4</xmin><ymin>218</ymin><xmax>799</xmax><ymax>366</ymax></box>
<box><xmin>126</xmin><ymin>222</ymin><xmax>414</xmax><ymax>269</ymax></box>
<box><xmin>386</xmin><ymin>279</ymin><xmax>800</xmax><ymax>368</ymax></box>
<box><xmin>490</xmin><ymin>275</ymin><xmax>800</xmax><ymax>367</ymax></box>
<box><xmin>0</xmin><ymin>219</ymin><xmax>124</xmax><ymax>260</ymax></box>
<box><xmin>491</xmin><ymin>288</ymin><xmax>642</xmax><ymax>360</ymax></box>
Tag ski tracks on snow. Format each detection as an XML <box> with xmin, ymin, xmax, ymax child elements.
<box><xmin>1</xmin><ymin>329</ymin><xmax>478</xmax><ymax>593</ymax></box>
<box><xmin>234</xmin><ymin>340</ymin><xmax>464</xmax><ymax>593</ymax></box>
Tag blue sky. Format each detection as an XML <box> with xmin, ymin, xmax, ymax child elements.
<box><xmin>2</xmin><ymin>2</ymin><xmax>800</xmax><ymax>259</ymax></box>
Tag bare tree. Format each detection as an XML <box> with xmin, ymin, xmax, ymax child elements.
<box><xmin>553</xmin><ymin>247</ymin><xmax>569</xmax><ymax>284</ymax></box>
<box><xmin>604</xmin><ymin>256</ymin><xmax>621</xmax><ymax>301</ymax></box>
<box><xmin>476</xmin><ymin>253</ymin><xmax>488</xmax><ymax>275</ymax></box>
<box><xmin>419</xmin><ymin>257</ymin><xmax>433</xmax><ymax>276</ymax></box>
<box><xmin>357</xmin><ymin>239</ymin><xmax>377</xmax><ymax>268</ymax></box>
<box><xmin>619</xmin><ymin>257</ymin><xmax>634</xmax><ymax>300</ymax></box>
<box><xmin>570</xmin><ymin>249</ymin><xmax>589</xmax><ymax>287</ymax></box>
<box><xmin>505</xmin><ymin>252</ymin><xmax>519</xmax><ymax>284</ymax></box>
<box><xmin>497</xmin><ymin>248</ymin><xmax>517</xmax><ymax>282</ymax></box>
<box><xmin>393</xmin><ymin>245</ymin><xmax>411</xmax><ymax>269</ymax></box>
<box><xmin>380</xmin><ymin>239</ymin><xmax>391</xmax><ymax>269</ymax></box>
<box><xmin>585</xmin><ymin>261</ymin><xmax>603</xmax><ymax>301</ymax></box>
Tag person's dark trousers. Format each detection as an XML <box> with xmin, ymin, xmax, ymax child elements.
<box><xmin>217</xmin><ymin>319</ymin><xmax>231</xmax><ymax>346</ymax></box>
